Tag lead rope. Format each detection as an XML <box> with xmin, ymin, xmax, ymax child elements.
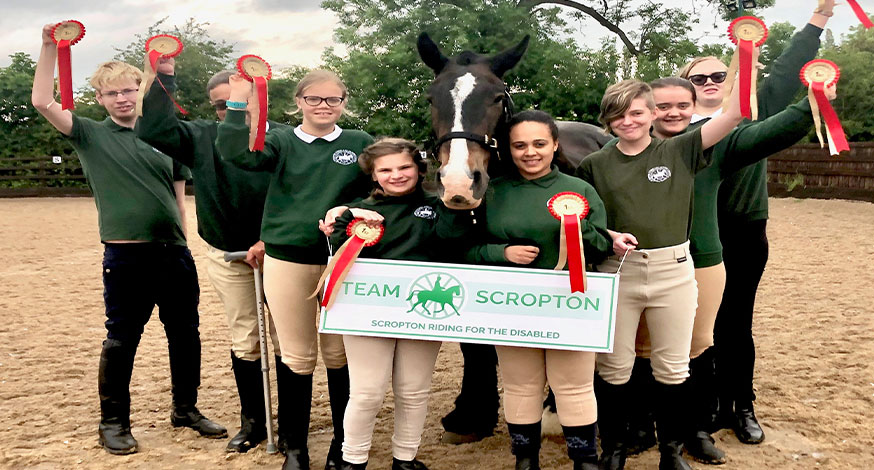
<box><xmin>615</xmin><ymin>247</ymin><xmax>631</xmax><ymax>275</ymax></box>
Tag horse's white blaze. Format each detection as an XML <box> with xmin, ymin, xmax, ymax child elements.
<box><xmin>443</xmin><ymin>73</ymin><xmax>477</xmax><ymax>202</ymax></box>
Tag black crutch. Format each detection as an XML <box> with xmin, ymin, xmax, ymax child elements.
<box><xmin>224</xmin><ymin>251</ymin><xmax>278</xmax><ymax>454</ymax></box>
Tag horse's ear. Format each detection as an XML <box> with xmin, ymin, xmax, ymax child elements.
<box><xmin>489</xmin><ymin>35</ymin><xmax>530</xmax><ymax>78</ymax></box>
<box><xmin>417</xmin><ymin>32</ymin><xmax>449</xmax><ymax>75</ymax></box>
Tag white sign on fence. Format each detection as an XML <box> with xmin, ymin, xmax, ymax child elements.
<box><xmin>319</xmin><ymin>258</ymin><xmax>619</xmax><ymax>352</ymax></box>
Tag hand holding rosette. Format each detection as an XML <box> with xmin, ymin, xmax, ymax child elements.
<box><xmin>549</xmin><ymin>192</ymin><xmax>590</xmax><ymax>293</ymax></box>
<box><xmin>137</xmin><ymin>34</ymin><xmax>186</xmax><ymax>116</ymax></box>
<box><xmin>51</xmin><ymin>20</ymin><xmax>85</xmax><ymax>110</ymax></box>
<box><xmin>723</xmin><ymin>16</ymin><xmax>768</xmax><ymax>120</ymax></box>
<box><xmin>801</xmin><ymin>59</ymin><xmax>849</xmax><ymax>156</ymax></box>
<box><xmin>310</xmin><ymin>218</ymin><xmax>384</xmax><ymax>310</ymax></box>
<box><xmin>237</xmin><ymin>55</ymin><xmax>272</xmax><ymax>151</ymax></box>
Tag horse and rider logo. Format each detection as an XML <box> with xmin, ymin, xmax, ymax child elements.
<box><xmin>332</xmin><ymin>149</ymin><xmax>358</xmax><ymax>165</ymax></box>
<box><xmin>406</xmin><ymin>272</ymin><xmax>465</xmax><ymax>320</ymax></box>
<box><xmin>413</xmin><ymin>205</ymin><xmax>436</xmax><ymax>219</ymax></box>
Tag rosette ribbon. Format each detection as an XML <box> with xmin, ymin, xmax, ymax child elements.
<box><xmin>801</xmin><ymin>59</ymin><xmax>849</xmax><ymax>156</ymax></box>
<box><xmin>237</xmin><ymin>55</ymin><xmax>272</xmax><ymax>151</ymax></box>
<box><xmin>724</xmin><ymin>16</ymin><xmax>768</xmax><ymax>120</ymax></box>
<box><xmin>310</xmin><ymin>219</ymin><xmax>384</xmax><ymax>310</ymax></box>
<box><xmin>549</xmin><ymin>192</ymin><xmax>590</xmax><ymax>293</ymax></box>
<box><xmin>137</xmin><ymin>34</ymin><xmax>186</xmax><ymax>116</ymax></box>
<box><xmin>51</xmin><ymin>21</ymin><xmax>85</xmax><ymax>110</ymax></box>
<box><xmin>847</xmin><ymin>0</ymin><xmax>874</xmax><ymax>29</ymax></box>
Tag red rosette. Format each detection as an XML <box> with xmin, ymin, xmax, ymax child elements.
<box><xmin>800</xmin><ymin>59</ymin><xmax>840</xmax><ymax>88</ymax></box>
<box><xmin>548</xmin><ymin>192</ymin><xmax>589</xmax><ymax>293</ymax></box>
<box><xmin>800</xmin><ymin>59</ymin><xmax>849</xmax><ymax>156</ymax></box>
<box><xmin>51</xmin><ymin>20</ymin><xmax>85</xmax><ymax>110</ymax></box>
<box><xmin>312</xmin><ymin>218</ymin><xmax>384</xmax><ymax>309</ymax></box>
<box><xmin>140</xmin><ymin>34</ymin><xmax>187</xmax><ymax>116</ymax></box>
<box><xmin>236</xmin><ymin>55</ymin><xmax>272</xmax><ymax>151</ymax></box>
<box><xmin>145</xmin><ymin>34</ymin><xmax>183</xmax><ymax>58</ymax></box>
<box><xmin>727</xmin><ymin>16</ymin><xmax>768</xmax><ymax>47</ymax></box>
<box><xmin>727</xmin><ymin>16</ymin><xmax>768</xmax><ymax>120</ymax></box>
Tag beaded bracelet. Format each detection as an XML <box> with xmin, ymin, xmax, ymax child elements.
<box><xmin>226</xmin><ymin>100</ymin><xmax>247</xmax><ymax>110</ymax></box>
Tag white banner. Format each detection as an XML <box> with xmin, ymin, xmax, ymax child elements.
<box><xmin>319</xmin><ymin>258</ymin><xmax>618</xmax><ymax>352</ymax></box>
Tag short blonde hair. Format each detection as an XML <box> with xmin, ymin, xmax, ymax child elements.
<box><xmin>598</xmin><ymin>80</ymin><xmax>655</xmax><ymax>131</ymax></box>
<box><xmin>289</xmin><ymin>69</ymin><xmax>354</xmax><ymax>116</ymax></box>
<box><xmin>89</xmin><ymin>61</ymin><xmax>143</xmax><ymax>91</ymax></box>
<box><xmin>678</xmin><ymin>56</ymin><xmax>725</xmax><ymax>79</ymax></box>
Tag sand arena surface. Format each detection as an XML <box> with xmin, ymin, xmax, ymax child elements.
<box><xmin>0</xmin><ymin>196</ymin><xmax>872</xmax><ymax>470</ymax></box>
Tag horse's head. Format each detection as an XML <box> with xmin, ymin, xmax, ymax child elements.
<box><xmin>418</xmin><ymin>33</ymin><xmax>529</xmax><ymax>209</ymax></box>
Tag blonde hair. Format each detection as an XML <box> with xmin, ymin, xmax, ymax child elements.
<box><xmin>89</xmin><ymin>61</ymin><xmax>143</xmax><ymax>91</ymax></box>
<box><xmin>678</xmin><ymin>56</ymin><xmax>725</xmax><ymax>79</ymax></box>
<box><xmin>288</xmin><ymin>69</ymin><xmax>354</xmax><ymax>117</ymax></box>
<box><xmin>598</xmin><ymin>80</ymin><xmax>655</xmax><ymax>131</ymax></box>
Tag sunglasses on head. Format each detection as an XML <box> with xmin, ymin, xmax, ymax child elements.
<box><xmin>688</xmin><ymin>72</ymin><xmax>728</xmax><ymax>86</ymax></box>
<box><xmin>212</xmin><ymin>100</ymin><xmax>228</xmax><ymax>111</ymax></box>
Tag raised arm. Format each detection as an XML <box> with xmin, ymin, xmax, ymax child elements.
<box><xmin>31</xmin><ymin>24</ymin><xmax>73</xmax><ymax>136</ymax></box>
<box><xmin>215</xmin><ymin>74</ymin><xmax>279</xmax><ymax>171</ymax></box>
<box><xmin>136</xmin><ymin>57</ymin><xmax>196</xmax><ymax>167</ymax></box>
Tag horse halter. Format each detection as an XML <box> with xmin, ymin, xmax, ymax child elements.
<box><xmin>430</xmin><ymin>87</ymin><xmax>514</xmax><ymax>161</ymax></box>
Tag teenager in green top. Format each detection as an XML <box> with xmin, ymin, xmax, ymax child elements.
<box><xmin>318</xmin><ymin>138</ymin><xmax>463</xmax><ymax>470</ymax></box>
<box><xmin>216</xmin><ymin>69</ymin><xmax>373</xmax><ymax>470</ymax></box>
<box><xmin>576</xmin><ymin>79</ymin><xmax>743</xmax><ymax>470</ymax></box>
<box><xmin>678</xmin><ymin>1</ymin><xmax>833</xmax><ymax>445</ymax></box>
<box><xmin>31</xmin><ymin>25</ymin><xmax>225</xmax><ymax>455</ymax></box>
<box><xmin>463</xmin><ymin>111</ymin><xmax>611</xmax><ymax>470</ymax></box>
<box><xmin>137</xmin><ymin>57</ymin><xmax>291</xmax><ymax>453</ymax></box>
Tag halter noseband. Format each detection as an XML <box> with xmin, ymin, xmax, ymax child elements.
<box><xmin>431</xmin><ymin>87</ymin><xmax>514</xmax><ymax>161</ymax></box>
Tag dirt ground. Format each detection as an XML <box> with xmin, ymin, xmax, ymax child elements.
<box><xmin>0</xmin><ymin>196</ymin><xmax>872</xmax><ymax>470</ymax></box>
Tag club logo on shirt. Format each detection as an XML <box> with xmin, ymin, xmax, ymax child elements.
<box><xmin>647</xmin><ymin>166</ymin><xmax>672</xmax><ymax>183</ymax></box>
<box><xmin>413</xmin><ymin>206</ymin><xmax>436</xmax><ymax>219</ymax></box>
<box><xmin>332</xmin><ymin>149</ymin><xmax>358</xmax><ymax>165</ymax></box>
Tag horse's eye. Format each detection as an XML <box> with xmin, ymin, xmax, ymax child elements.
<box><xmin>493</xmin><ymin>95</ymin><xmax>503</xmax><ymax>104</ymax></box>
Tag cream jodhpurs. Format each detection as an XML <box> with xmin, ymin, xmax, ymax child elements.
<box><xmin>596</xmin><ymin>241</ymin><xmax>697</xmax><ymax>385</ymax></box>
<box><xmin>341</xmin><ymin>335</ymin><xmax>441</xmax><ymax>464</ymax></box>
<box><xmin>496</xmin><ymin>346</ymin><xmax>597</xmax><ymax>426</ymax></box>
<box><xmin>262</xmin><ymin>254</ymin><xmax>346</xmax><ymax>374</ymax></box>
<box><xmin>204</xmin><ymin>243</ymin><xmax>280</xmax><ymax>361</ymax></box>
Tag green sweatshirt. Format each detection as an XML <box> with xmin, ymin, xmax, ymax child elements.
<box><xmin>466</xmin><ymin>167</ymin><xmax>612</xmax><ymax>269</ymax></box>
<box><xmin>330</xmin><ymin>189</ymin><xmax>465</xmax><ymax>262</ymax></box>
<box><xmin>719</xmin><ymin>23</ymin><xmax>823</xmax><ymax>222</ymax></box>
<box><xmin>216</xmin><ymin>111</ymin><xmax>373</xmax><ymax>264</ymax></box>
<box><xmin>137</xmin><ymin>74</ymin><xmax>288</xmax><ymax>252</ymax></box>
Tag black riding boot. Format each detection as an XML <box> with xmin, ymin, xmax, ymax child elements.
<box><xmin>227</xmin><ymin>351</ymin><xmax>268</xmax><ymax>452</ymax></box>
<box><xmin>507</xmin><ymin>421</ymin><xmax>541</xmax><ymax>470</ymax></box>
<box><xmin>653</xmin><ymin>381</ymin><xmax>693</xmax><ymax>470</ymax></box>
<box><xmin>594</xmin><ymin>374</ymin><xmax>628</xmax><ymax>470</ymax></box>
<box><xmin>97</xmin><ymin>338</ymin><xmax>139</xmax><ymax>455</ymax></box>
<box><xmin>391</xmin><ymin>457</ymin><xmax>429</xmax><ymax>470</ymax></box>
<box><xmin>684</xmin><ymin>349</ymin><xmax>726</xmax><ymax>464</ymax></box>
<box><xmin>563</xmin><ymin>423</ymin><xmax>598</xmax><ymax>470</ymax></box>
<box><xmin>167</xmin><ymin>332</ymin><xmax>227</xmax><ymax>438</ymax></box>
<box><xmin>626</xmin><ymin>358</ymin><xmax>657</xmax><ymax>455</ymax></box>
<box><xmin>276</xmin><ymin>358</ymin><xmax>312</xmax><ymax>470</ymax></box>
<box><xmin>441</xmin><ymin>343</ymin><xmax>499</xmax><ymax>444</ymax></box>
<box><xmin>340</xmin><ymin>461</ymin><xmax>367</xmax><ymax>470</ymax></box>
<box><xmin>325</xmin><ymin>366</ymin><xmax>350</xmax><ymax>470</ymax></box>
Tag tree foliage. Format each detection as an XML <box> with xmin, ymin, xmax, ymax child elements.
<box><xmin>820</xmin><ymin>23</ymin><xmax>874</xmax><ymax>141</ymax></box>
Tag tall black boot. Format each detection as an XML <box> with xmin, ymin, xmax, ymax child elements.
<box><xmin>507</xmin><ymin>422</ymin><xmax>541</xmax><ymax>470</ymax></box>
<box><xmin>340</xmin><ymin>461</ymin><xmax>367</xmax><ymax>470</ymax></box>
<box><xmin>441</xmin><ymin>343</ymin><xmax>499</xmax><ymax>444</ymax></box>
<box><xmin>594</xmin><ymin>374</ymin><xmax>628</xmax><ymax>470</ymax></box>
<box><xmin>167</xmin><ymin>332</ymin><xmax>227</xmax><ymax>438</ymax></box>
<box><xmin>276</xmin><ymin>357</ymin><xmax>312</xmax><ymax>470</ymax></box>
<box><xmin>97</xmin><ymin>338</ymin><xmax>139</xmax><ymax>455</ymax></box>
<box><xmin>227</xmin><ymin>351</ymin><xmax>268</xmax><ymax>452</ymax></box>
<box><xmin>563</xmin><ymin>423</ymin><xmax>599</xmax><ymax>470</ymax></box>
<box><xmin>684</xmin><ymin>349</ymin><xmax>726</xmax><ymax>464</ymax></box>
<box><xmin>625</xmin><ymin>358</ymin><xmax>657</xmax><ymax>455</ymax></box>
<box><xmin>653</xmin><ymin>381</ymin><xmax>693</xmax><ymax>470</ymax></box>
<box><xmin>325</xmin><ymin>366</ymin><xmax>350</xmax><ymax>470</ymax></box>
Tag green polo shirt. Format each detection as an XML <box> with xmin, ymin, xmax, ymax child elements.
<box><xmin>466</xmin><ymin>167</ymin><xmax>612</xmax><ymax>269</ymax></box>
<box><xmin>216</xmin><ymin>111</ymin><xmax>374</xmax><ymax>264</ymax></box>
<box><xmin>137</xmin><ymin>73</ymin><xmax>288</xmax><ymax>252</ymax></box>
<box><xmin>67</xmin><ymin>114</ymin><xmax>187</xmax><ymax>245</ymax></box>
<box><xmin>575</xmin><ymin>128</ymin><xmax>709</xmax><ymax>249</ymax></box>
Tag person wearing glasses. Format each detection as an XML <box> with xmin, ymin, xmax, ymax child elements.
<box><xmin>31</xmin><ymin>25</ymin><xmax>226</xmax><ymax>455</ymax></box>
<box><xmin>677</xmin><ymin>0</ymin><xmax>832</xmax><ymax>447</ymax></box>
<box><xmin>217</xmin><ymin>69</ymin><xmax>374</xmax><ymax>470</ymax></box>
<box><xmin>137</xmin><ymin>59</ymin><xmax>290</xmax><ymax>454</ymax></box>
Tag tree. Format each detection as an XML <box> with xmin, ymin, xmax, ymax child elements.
<box><xmin>820</xmin><ymin>23</ymin><xmax>874</xmax><ymax>140</ymax></box>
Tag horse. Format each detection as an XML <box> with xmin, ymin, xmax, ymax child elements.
<box><xmin>417</xmin><ymin>32</ymin><xmax>611</xmax><ymax>209</ymax></box>
<box><xmin>406</xmin><ymin>285</ymin><xmax>462</xmax><ymax>316</ymax></box>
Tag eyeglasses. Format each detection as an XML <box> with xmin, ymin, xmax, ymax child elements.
<box><xmin>100</xmin><ymin>88</ymin><xmax>139</xmax><ymax>99</ymax></box>
<box><xmin>688</xmin><ymin>72</ymin><xmax>728</xmax><ymax>86</ymax></box>
<box><xmin>302</xmin><ymin>96</ymin><xmax>345</xmax><ymax>107</ymax></box>
<box><xmin>212</xmin><ymin>100</ymin><xmax>227</xmax><ymax>111</ymax></box>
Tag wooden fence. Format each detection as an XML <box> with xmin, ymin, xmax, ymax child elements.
<box><xmin>0</xmin><ymin>155</ymin><xmax>91</xmax><ymax>197</ymax></box>
<box><xmin>767</xmin><ymin>143</ymin><xmax>874</xmax><ymax>203</ymax></box>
